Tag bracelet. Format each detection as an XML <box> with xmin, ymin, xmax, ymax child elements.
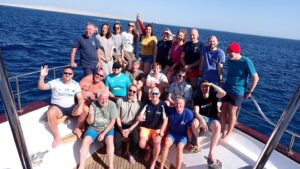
<box><xmin>39</xmin><ymin>76</ymin><xmax>45</xmax><ymax>79</ymax></box>
<box><xmin>247</xmin><ymin>91</ymin><xmax>253</xmax><ymax>93</ymax></box>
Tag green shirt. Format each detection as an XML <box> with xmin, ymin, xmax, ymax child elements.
<box><xmin>90</xmin><ymin>100</ymin><xmax>118</xmax><ymax>131</ymax></box>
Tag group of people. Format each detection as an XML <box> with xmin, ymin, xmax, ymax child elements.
<box><xmin>38</xmin><ymin>19</ymin><xmax>259</xmax><ymax>169</ymax></box>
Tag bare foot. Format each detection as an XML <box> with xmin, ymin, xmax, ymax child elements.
<box><xmin>52</xmin><ymin>137</ymin><xmax>61</xmax><ymax>148</ymax></box>
<box><xmin>220</xmin><ymin>133</ymin><xmax>231</xmax><ymax>144</ymax></box>
<box><xmin>149</xmin><ymin>161</ymin><xmax>156</xmax><ymax>169</ymax></box>
<box><xmin>73</xmin><ymin>128</ymin><xmax>83</xmax><ymax>139</ymax></box>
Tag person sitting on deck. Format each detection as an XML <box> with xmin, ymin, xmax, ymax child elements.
<box><xmin>136</xmin><ymin>87</ymin><xmax>168</xmax><ymax>169</ymax></box>
<box><xmin>73</xmin><ymin>68</ymin><xmax>110</xmax><ymax>139</ymax></box>
<box><xmin>167</xmin><ymin>70</ymin><xmax>193</xmax><ymax>108</ymax></box>
<box><xmin>38</xmin><ymin>65</ymin><xmax>84</xmax><ymax>148</ymax></box>
<box><xmin>191</xmin><ymin>81</ymin><xmax>226</xmax><ymax>168</ymax></box>
<box><xmin>78</xmin><ymin>89</ymin><xmax>118</xmax><ymax>169</ymax></box>
<box><xmin>125</xmin><ymin>60</ymin><xmax>145</xmax><ymax>100</ymax></box>
<box><xmin>221</xmin><ymin>42</ymin><xmax>259</xmax><ymax>142</ymax></box>
<box><xmin>146</xmin><ymin>62</ymin><xmax>169</xmax><ymax>99</ymax></box>
<box><xmin>159</xmin><ymin>96</ymin><xmax>194</xmax><ymax>169</ymax></box>
<box><xmin>105</xmin><ymin>61</ymin><xmax>131</xmax><ymax>101</ymax></box>
<box><xmin>114</xmin><ymin>85</ymin><xmax>142</xmax><ymax>164</ymax></box>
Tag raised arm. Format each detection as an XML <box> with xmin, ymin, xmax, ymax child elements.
<box><xmin>38</xmin><ymin>65</ymin><xmax>50</xmax><ymax>90</ymax></box>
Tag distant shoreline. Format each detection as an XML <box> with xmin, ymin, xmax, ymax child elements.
<box><xmin>0</xmin><ymin>3</ymin><xmax>132</xmax><ymax>21</ymax></box>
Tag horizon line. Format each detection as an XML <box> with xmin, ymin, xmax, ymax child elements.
<box><xmin>1</xmin><ymin>2</ymin><xmax>300</xmax><ymax>41</ymax></box>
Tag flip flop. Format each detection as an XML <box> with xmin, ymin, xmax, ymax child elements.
<box><xmin>191</xmin><ymin>146</ymin><xmax>202</xmax><ymax>153</ymax></box>
<box><xmin>206</xmin><ymin>156</ymin><xmax>222</xmax><ymax>169</ymax></box>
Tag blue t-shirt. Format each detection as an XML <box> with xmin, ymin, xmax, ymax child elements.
<box><xmin>202</xmin><ymin>46</ymin><xmax>225</xmax><ymax>82</ymax></box>
<box><xmin>72</xmin><ymin>34</ymin><xmax>100</xmax><ymax>67</ymax></box>
<box><xmin>167</xmin><ymin>107</ymin><xmax>194</xmax><ymax>136</ymax></box>
<box><xmin>224</xmin><ymin>56</ymin><xmax>257</xmax><ymax>96</ymax></box>
<box><xmin>182</xmin><ymin>41</ymin><xmax>204</xmax><ymax>70</ymax></box>
<box><xmin>105</xmin><ymin>73</ymin><xmax>131</xmax><ymax>97</ymax></box>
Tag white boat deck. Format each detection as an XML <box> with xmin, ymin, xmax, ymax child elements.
<box><xmin>0</xmin><ymin>106</ymin><xmax>299</xmax><ymax>169</ymax></box>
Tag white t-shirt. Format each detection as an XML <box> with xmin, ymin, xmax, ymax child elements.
<box><xmin>121</xmin><ymin>31</ymin><xmax>134</xmax><ymax>52</ymax></box>
<box><xmin>48</xmin><ymin>78</ymin><xmax>81</xmax><ymax>108</ymax></box>
<box><xmin>146</xmin><ymin>72</ymin><xmax>168</xmax><ymax>85</ymax></box>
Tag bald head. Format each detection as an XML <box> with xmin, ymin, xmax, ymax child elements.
<box><xmin>190</xmin><ymin>28</ymin><xmax>199</xmax><ymax>43</ymax></box>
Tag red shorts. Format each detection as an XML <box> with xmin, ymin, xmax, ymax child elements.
<box><xmin>186</xmin><ymin>69</ymin><xmax>200</xmax><ymax>79</ymax></box>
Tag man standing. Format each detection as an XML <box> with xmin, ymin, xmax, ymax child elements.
<box><xmin>221</xmin><ymin>42</ymin><xmax>259</xmax><ymax>142</ymax></box>
<box><xmin>136</xmin><ymin>87</ymin><xmax>168</xmax><ymax>169</ymax></box>
<box><xmin>78</xmin><ymin>90</ymin><xmax>118</xmax><ymax>169</ymax></box>
<box><xmin>192</xmin><ymin>81</ymin><xmax>226</xmax><ymax>168</ymax></box>
<box><xmin>114</xmin><ymin>85</ymin><xmax>142</xmax><ymax>164</ymax></box>
<box><xmin>38</xmin><ymin>65</ymin><xmax>84</xmax><ymax>148</ymax></box>
<box><xmin>70</xmin><ymin>23</ymin><xmax>102</xmax><ymax>75</ymax></box>
<box><xmin>159</xmin><ymin>96</ymin><xmax>194</xmax><ymax>169</ymax></box>
<box><xmin>200</xmin><ymin>35</ymin><xmax>226</xmax><ymax>84</ymax></box>
<box><xmin>181</xmin><ymin>28</ymin><xmax>204</xmax><ymax>89</ymax></box>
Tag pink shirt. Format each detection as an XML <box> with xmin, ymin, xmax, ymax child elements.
<box><xmin>169</xmin><ymin>41</ymin><xmax>184</xmax><ymax>65</ymax></box>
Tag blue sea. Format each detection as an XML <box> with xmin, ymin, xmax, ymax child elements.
<box><xmin>0</xmin><ymin>6</ymin><xmax>300</xmax><ymax>152</ymax></box>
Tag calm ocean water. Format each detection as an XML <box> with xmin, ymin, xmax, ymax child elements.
<box><xmin>0</xmin><ymin>6</ymin><xmax>300</xmax><ymax>152</ymax></box>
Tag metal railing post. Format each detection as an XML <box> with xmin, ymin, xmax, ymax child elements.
<box><xmin>0</xmin><ymin>51</ymin><xmax>32</xmax><ymax>169</ymax></box>
<box><xmin>15</xmin><ymin>77</ymin><xmax>23</xmax><ymax>113</ymax></box>
<box><xmin>253</xmin><ymin>84</ymin><xmax>300</xmax><ymax>169</ymax></box>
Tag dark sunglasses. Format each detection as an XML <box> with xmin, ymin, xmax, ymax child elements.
<box><xmin>150</xmin><ymin>92</ymin><xmax>160</xmax><ymax>96</ymax></box>
<box><xmin>63</xmin><ymin>72</ymin><xmax>73</xmax><ymax>75</ymax></box>
<box><xmin>128</xmin><ymin>24</ymin><xmax>134</xmax><ymax>27</ymax></box>
<box><xmin>94</xmin><ymin>73</ymin><xmax>104</xmax><ymax>77</ymax></box>
<box><xmin>128</xmin><ymin>89</ymin><xmax>137</xmax><ymax>94</ymax></box>
<box><xmin>177</xmin><ymin>74</ymin><xmax>186</xmax><ymax>78</ymax></box>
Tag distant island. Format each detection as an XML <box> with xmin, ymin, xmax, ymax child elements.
<box><xmin>0</xmin><ymin>3</ymin><xmax>132</xmax><ymax>21</ymax></box>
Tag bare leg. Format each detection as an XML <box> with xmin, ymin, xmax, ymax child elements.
<box><xmin>223</xmin><ymin>105</ymin><xmax>238</xmax><ymax>142</ymax></box>
<box><xmin>190</xmin><ymin>77</ymin><xmax>198</xmax><ymax>90</ymax></box>
<box><xmin>191</xmin><ymin>119</ymin><xmax>201</xmax><ymax>147</ymax></box>
<box><xmin>47</xmin><ymin>106</ymin><xmax>63</xmax><ymax>148</ymax></box>
<box><xmin>144</xmin><ymin>62</ymin><xmax>151</xmax><ymax>76</ymax></box>
<box><xmin>176</xmin><ymin>142</ymin><xmax>185</xmax><ymax>169</ymax></box>
<box><xmin>220</xmin><ymin>102</ymin><xmax>229</xmax><ymax>138</ymax></box>
<box><xmin>208</xmin><ymin>121</ymin><xmax>221</xmax><ymax>159</ymax></box>
<box><xmin>105</xmin><ymin>135</ymin><xmax>115</xmax><ymax>169</ymax></box>
<box><xmin>78</xmin><ymin>136</ymin><xmax>93</xmax><ymax>169</ymax></box>
<box><xmin>159</xmin><ymin>137</ymin><xmax>173</xmax><ymax>169</ymax></box>
<box><xmin>150</xmin><ymin>137</ymin><xmax>161</xmax><ymax>169</ymax></box>
<box><xmin>74</xmin><ymin>105</ymin><xmax>89</xmax><ymax>139</ymax></box>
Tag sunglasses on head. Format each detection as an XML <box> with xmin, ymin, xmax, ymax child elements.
<box><xmin>63</xmin><ymin>72</ymin><xmax>73</xmax><ymax>75</ymax></box>
<box><xmin>128</xmin><ymin>89</ymin><xmax>137</xmax><ymax>94</ymax></box>
<box><xmin>150</xmin><ymin>92</ymin><xmax>160</xmax><ymax>96</ymax></box>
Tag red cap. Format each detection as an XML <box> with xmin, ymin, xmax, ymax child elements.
<box><xmin>227</xmin><ymin>42</ymin><xmax>241</xmax><ymax>54</ymax></box>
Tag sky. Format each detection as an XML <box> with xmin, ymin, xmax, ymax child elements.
<box><xmin>1</xmin><ymin>0</ymin><xmax>300</xmax><ymax>40</ymax></box>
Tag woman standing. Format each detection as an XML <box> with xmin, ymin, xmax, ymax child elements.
<box><xmin>122</xmin><ymin>21</ymin><xmax>139</xmax><ymax>70</ymax></box>
<box><xmin>96</xmin><ymin>23</ymin><xmax>115</xmax><ymax>75</ymax></box>
<box><xmin>139</xmin><ymin>24</ymin><xmax>157</xmax><ymax>75</ymax></box>
<box><xmin>111</xmin><ymin>23</ymin><xmax>124</xmax><ymax>63</ymax></box>
<box><xmin>166</xmin><ymin>29</ymin><xmax>187</xmax><ymax>82</ymax></box>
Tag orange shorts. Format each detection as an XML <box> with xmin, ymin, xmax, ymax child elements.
<box><xmin>140</xmin><ymin>127</ymin><xmax>160</xmax><ymax>140</ymax></box>
<box><xmin>186</xmin><ymin>69</ymin><xmax>200</xmax><ymax>79</ymax></box>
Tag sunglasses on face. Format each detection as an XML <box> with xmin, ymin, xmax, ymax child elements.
<box><xmin>177</xmin><ymin>74</ymin><xmax>185</xmax><ymax>78</ymax></box>
<box><xmin>63</xmin><ymin>72</ymin><xmax>73</xmax><ymax>75</ymax></box>
<box><xmin>150</xmin><ymin>92</ymin><xmax>160</xmax><ymax>96</ymax></box>
<box><xmin>128</xmin><ymin>89</ymin><xmax>137</xmax><ymax>94</ymax></box>
<box><xmin>128</xmin><ymin>24</ymin><xmax>134</xmax><ymax>27</ymax></box>
<box><xmin>94</xmin><ymin>73</ymin><xmax>104</xmax><ymax>77</ymax></box>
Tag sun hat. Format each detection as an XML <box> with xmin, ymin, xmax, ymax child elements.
<box><xmin>227</xmin><ymin>42</ymin><xmax>241</xmax><ymax>54</ymax></box>
<box><xmin>163</xmin><ymin>28</ymin><xmax>175</xmax><ymax>36</ymax></box>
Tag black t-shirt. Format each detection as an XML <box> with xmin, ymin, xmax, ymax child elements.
<box><xmin>182</xmin><ymin>41</ymin><xmax>204</xmax><ymax>69</ymax></box>
<box><xmin>193</xmin><ymin>91</ymin><xmax>218</xmax><ymax>119</ymax></box>
<box><xmin>142</xmin><ymin>100</ymin><xmax>167</xmax><ymax>129</ymax></box>
<box><xmin>156</xmin><ymin>40</ymin><xmax>172</xmax><ymax>68</ymax></box>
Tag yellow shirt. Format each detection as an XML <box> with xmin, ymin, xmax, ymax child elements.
<box><xmin>140</xmin><ymin>36</ymin><xmax>157</xmax><ymax>56</ymax></box>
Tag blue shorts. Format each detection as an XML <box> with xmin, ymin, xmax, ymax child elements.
<box><xmin>82</xmin><ymin>65</ymin><xmax>97</xmax><ymax>76</ymax></box>
<box><xmin>223</xmin><ymin>94</ymin><xmax>243</xmax><ymax>107</ymax></box>
<box><xmin>167</xmin><ymin>133</ymin><xmax>187</xmax><ymax>145</ymax></box>
<box><xmin>201</xmin><ymin>115</ymin><xmax>218</xmax><ymax>130</ymax></box>
<box><xmin>84</xmin><ymin>127</ymin><xmax>115</xmax><ymax>142</ymax></box>
<box><xmin>51</xmin><ymin>104</ymin><xmax>75</xmax><ymax>116</ymax></box>
<box><xmin>138</xmin><ymin>54</ymin><xmax>154</xmax><ymax>64</ymax></box>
